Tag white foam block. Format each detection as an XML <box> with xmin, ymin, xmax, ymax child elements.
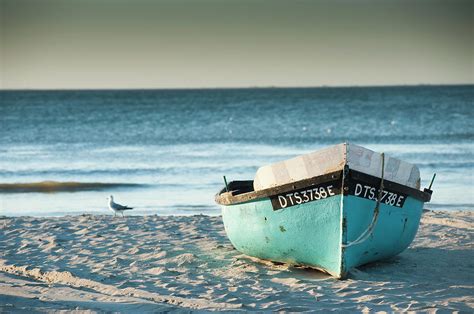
<box><xmin>253</xmin><ymin>143</ymin><xmax>420</xmax><ymax>191</ymax></box>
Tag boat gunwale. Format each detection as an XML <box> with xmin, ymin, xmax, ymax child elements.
<box><xmin>215</xmin><ymin>168</ymin><xmax>431</xmax><ymax>206</ymax></box>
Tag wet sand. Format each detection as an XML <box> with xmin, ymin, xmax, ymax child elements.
<box><xmin>0</xmin><ymin>210</ymin><xmax>472</xmax><ymax>311</ymax></box>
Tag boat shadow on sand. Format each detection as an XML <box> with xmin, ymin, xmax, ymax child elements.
<box><xmin>241</xmin><ymin>245</ymin><xmax>472</xmax><ymax>285</ymax></box>
<box><xmin>227</xmin><ymin>244</ymin><xmax>472</xmax><ymax>311</ymax></box>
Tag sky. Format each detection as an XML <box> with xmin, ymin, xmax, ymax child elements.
<box><xmin>0</xmin><ymin>0</ymin><xmax>472</xmax><ymax>89</ymax></box>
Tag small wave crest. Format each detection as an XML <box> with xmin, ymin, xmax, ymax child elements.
<box><xmin>0</xmin><ymin>181</ymin><xmax>146</xmax><ymax>193</ymax></box>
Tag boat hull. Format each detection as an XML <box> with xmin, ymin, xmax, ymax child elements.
<box><xmin>222</xmin><ymin>195</ymin><xmax>343</xmax><ymax>277</ymax></box>
<box><xmin>342</xmin><ymin>195</ymin><xmax>423</xmax><ymax>275</ymax></box>
<box><xmin>221</xmin><ymin>180</ymin><xmax>425</xmax><ymax>278</ymax></box>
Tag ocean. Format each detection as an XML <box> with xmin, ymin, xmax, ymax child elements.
<box><xmin>0</xmin><ymin>85</ymin><xmax>472</xmax><ymax>216</ymax></box>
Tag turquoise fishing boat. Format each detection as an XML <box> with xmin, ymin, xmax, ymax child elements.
<box><xmin>216</xmin><ymin>143</ymin><xmax>433</xmax><ymax>279</ymax></box>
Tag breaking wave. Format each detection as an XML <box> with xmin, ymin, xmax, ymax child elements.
<box><xmin>0</xmin><ymin>181</ymin><xmax>146</xmax><ymax>193</ymax></box>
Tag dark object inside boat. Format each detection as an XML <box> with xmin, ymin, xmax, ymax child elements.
<box><xmin>219</xmin><ymin>180</ymin><xmax>254</xmax><ymax>196</ymax></box>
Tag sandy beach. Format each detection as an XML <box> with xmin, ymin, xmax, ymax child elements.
<box><xmin>0</xmin><ymin>210</ymin><xmax>472</xmax><ymax>312</ymax></box>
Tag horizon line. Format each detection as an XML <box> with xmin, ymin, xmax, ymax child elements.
<box><xmin>1</xmin><ymin>83</ymin><xmax>473</xmax><ymax>92</ymax></box>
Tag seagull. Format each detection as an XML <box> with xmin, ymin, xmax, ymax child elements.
<box><xmin>107</xmin><ymin>195</ymin><xmax>133</xmax><ymax>217</ymax></box>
